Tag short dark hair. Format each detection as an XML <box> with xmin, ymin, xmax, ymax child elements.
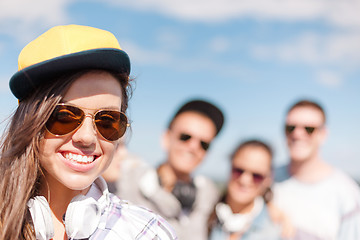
<box><xmin>168</xmin><ymin>99</ymin><xmax>225</xmax><ymax>136</ymax></box>
<box><xmin>230</xmin><ymin>139</ymin><xmax>273</xmax><ymax>161</ymax></box>
<box><xmin>287</xmin><ymin>99</ymin><xmax>326</xmax><ymax>123</ymax></box>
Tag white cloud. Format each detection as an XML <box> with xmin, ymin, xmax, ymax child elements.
<box><xmin>316</xmin><ymin>70</ymin><xmax>343</xmax><ymax>87</ymax></box>
<box><xmin>208</xmin><ymin>36</ymin><xmax>230</xmax><ymax>53</ymax></box>
<box><xmin>0</xmin><ymin>0</ymin><xmax>72</xmax><ymax>44</ymax></box>
<box><xmin>122</xmin><ymin>40</ymin><xmax>254</xmax><ymax>80</ymax></box>
<box><xmin>250</xmin><ymin>32</ymin><xmax>360</xmax><ymax>68</ymax></box>
<box><xmin>0</xmin><ymin>75</ymin><xmax>11</xmax><ymax>92</ymax></box>
<box><xmin>122</xmin><ymin>41</ymin><xmax>174</xmax><ymax>66</ymax></box>
<box><xmin>103</xmin><ymin>0</ymin><xmax>360</xmax><ymax>27</ymax></box>
<box><xmin>155</xmin><ymin>30</ymin><xmax>185</xmax><ymax>51</ymax></box>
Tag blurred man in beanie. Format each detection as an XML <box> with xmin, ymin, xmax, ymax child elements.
<box><xmin>117</xmin><ymin>99</ymin><xmax>225</xmax><ymax>240</ymax></box>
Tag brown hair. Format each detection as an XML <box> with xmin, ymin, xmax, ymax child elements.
<box><xmin>287</xmin><ymin>99</ymin><xmax>326</xmax><ymax>124</ymax></box>
<box><xmin>230</xmin><ymin>139</ymin><xmax>273</xmax><ymax>162</ymax></box>
<box><xmin>207</xmin><ymin>139</ymin><xmax>274</xmax><ymax>236</ymax></box>
<box><xmin>0</xmin><ymin>70</ymin><xmax>131</xmax><ymax>239</ymax></box>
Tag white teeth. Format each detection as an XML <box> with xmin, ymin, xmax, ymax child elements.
<box><xmin>64</xmin><ymin>152</ymin><xmax>94</xmax><ymax>164</ymax></box>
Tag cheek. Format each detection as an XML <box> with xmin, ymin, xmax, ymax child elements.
<box><xmin>39</xmin><ymin>136</ymin><xmax>62</xmax><ymax>158</ymax></box>
<box><xmin>100</xmin><ymin>141</ymin><xmax>117</xmax><ymax>166</ymax></box>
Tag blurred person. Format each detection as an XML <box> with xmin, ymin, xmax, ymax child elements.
<box><xmin>273</xmin><ymin>99</ymin><xmax>360</xmax><ymax>239</ymax></box>
<box><xmin>119</xmin><ymin>99</ymin><xmax>225</xmax><ymax>240</ymax></box>
<box><xmin>207</xmin><ymin>139</ymin><xmax>283</xmax><ymax>240</ymax></box>
<box><xmin>0</xmin><ymin>24</ymin><xmax>176</xmax><ymax>239</ymax></box>
<box><xmin>102</xmin><ymin>138</ymin><xmax>148</xmax><ymax>194</ymax></box>
<box><xmin>101</xmin><ymin>140</ymin><xmax>127</xmax><ymax>185</ymax></box>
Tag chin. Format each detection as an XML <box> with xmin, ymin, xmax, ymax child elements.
<box><xmin>60</xmin><ymin>175</ymin><xmax>97</xmax><ymax>191</ymax></box>
<box><xmin>290</xmin><ymin>155</ymin><xmax>309</xmax><ymax>163</ymax></box>
<box><xmin>231</xmin><ymin>195</ymin><xmax>255</xmax><ymax>207</ymax></box>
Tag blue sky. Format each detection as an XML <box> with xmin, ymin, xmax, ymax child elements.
<box><xmin>1</xmin><ymin>0</ymin><xmax>359</xmax><ymax>182</ymax></box>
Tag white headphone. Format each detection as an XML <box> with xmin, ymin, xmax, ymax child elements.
<box><xmin>27</xmin><ymin>195</ymin><xmax>101</xmax><ymax>240</ymax></box>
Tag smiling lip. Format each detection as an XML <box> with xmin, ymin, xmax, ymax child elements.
<box><xmin>60</xmin><ymin>152</ymin><xmax>98</xmax><ymax>172</ymax></box>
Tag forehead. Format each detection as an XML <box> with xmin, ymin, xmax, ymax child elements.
<box><xmin>171</xmin><ymin>111</ymin><xmax>217</xmax><ymax>139</ymax></box>
<box><xmin>232</xmin><ymin>146</ymin><xmax>272</xmax><ymax>173</ymax></box>
<box><xmin>63</xmin><ymin>71</ymin><xmax>122</xmax><ymax>108</ymax></box>
<box><xmin>286</xmin><ymin>106</ymin><xmax>324</xmax><ymax>126</ymax></box>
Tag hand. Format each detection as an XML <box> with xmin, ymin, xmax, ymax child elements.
<box><xmin>267</xmin><ymin>202</ymin><xmax>296</xmax><ymax>239</ymax></box>
<box><xmin>157</xmin><ymin>164</ymin><xmax>177</xmax><ymax>192</ymax></box>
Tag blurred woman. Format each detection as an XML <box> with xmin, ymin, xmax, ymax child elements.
<box><xmin>208</xmin><ymin>139</ymin><xmax>282</xmax><ymax>240</ymax></box>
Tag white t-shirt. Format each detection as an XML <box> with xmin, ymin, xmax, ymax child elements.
<box><xmin>273</xmin><ymin>165</ymin><xmax>360</xmax><ymax>240</ymax></box>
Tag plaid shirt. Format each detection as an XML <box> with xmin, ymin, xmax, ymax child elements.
<box><xmin>87</xmin><ymin>177</ymin><xmax>177</xmax><ymax>240</ymax></box>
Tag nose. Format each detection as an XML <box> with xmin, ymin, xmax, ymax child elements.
<box><xmin>71</xmin><ymin>115</ymin><xmax>97</xmax><ymax>146</ymax></box>
<box><xmin>237</xmin><ymin>171</ymin><xmax>254</xmax><ymax>186</ymax></box>
<box><xmin>186</xmin><ymin>137</ymin><xmax>204</xmax><ymax>152</ymax></box>
<box><xmin>292</xmin><ymin>126</ymin><xmax>309</xmax><ymax>137</ymax></box>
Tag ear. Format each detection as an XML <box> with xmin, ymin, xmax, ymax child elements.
<box><xmin>263</xmin><ymin>175</ymin><xmax>272</xmax><ymax>189</ymax></box>
<box><xmin>260</xmin><ymin>172</ymin><xmax>273</xmax><ymax>193</ymax></box>
<box><xmin>161</xmin><ymin>129</ymin><xmax>171</xmax><ymax>151</ymax></box>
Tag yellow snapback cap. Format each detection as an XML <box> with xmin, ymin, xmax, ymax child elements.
<box><xmin>9</xmin><ymin>24</ymin><xmax>130</xmax><ymax>100</ymax></box>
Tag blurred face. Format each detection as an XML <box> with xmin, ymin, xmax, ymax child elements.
<box><xmin>163</xmin><ymin>111</ymin><xmax>217</xmax><ymax>175</ymax></box>
<box><xmin>285</xmin><ymin>106</ymin><xmax>326</xmax><ymax>163</ymax></box>
<box><xmin>101</xmin><ymin>141</ymin><xmax>128</xmax><ymax>183</ymax></box>
<box><xmin>39</xmin><ymin>71</ymin><xmax>123</xmax><ymax>195</ymax></box>
<box><xmin>227</xmin><ymin>146</ymin><xmax>271</xmax><ymax>208</ymax></box>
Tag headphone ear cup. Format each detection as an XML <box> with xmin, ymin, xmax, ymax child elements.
<box><xmin>27</xmin><ymin>196</ymin><xmax>54</xmax><ymax>240</ymax></box>
<box><xmin>64</xmin><ymin>194</ymin><xmax>101</xmax><ymax>239</ymax></box>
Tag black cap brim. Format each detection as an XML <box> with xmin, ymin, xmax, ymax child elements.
<box><xmin>9</xmin><ymin>48</ymin><xmax>130</xmax><ymax>101</ymax></box>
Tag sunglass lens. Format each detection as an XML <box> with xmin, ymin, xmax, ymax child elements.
<box><xmin>285</xmin><ymin>125</ymin><xmax>295</xmax><ymax>134</ymax></box>
<box><xmin>179</xmin><ymin>133</ymin><xmax>191</xmax><ymax>141</ymax></box>
<box><xmin>305</xmin><ymin>126</ymin><xmax>315</xmax><ymax>134</ymax></box>
<box><xmin>95</xmin><ymin>110</ymin><xmax>128</xmax><ymax>141</ymax></box>
<box><xmin>46</xmin><ymin>105</ymin><xmax>84</xmax><ymax>135</ymax></box>
<box><xmin>200</xmin><ymin>141</ymin><xmax>210</xmax><ymax>151</ymax></box>
<box><xmin>252</xmin><ymin>173</ymin><xmax>265</xmax><ymax>184</ymax></box>
<box><xmin>231</xmin><ymin>167</ymin><xmax>244</xmax><ymax>179</ymax></box>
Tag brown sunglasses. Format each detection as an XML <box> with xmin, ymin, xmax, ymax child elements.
<box><xmin>45</xmin><ymin>104</ymin><xmax>129</xmax><ymax>141</ymax></box>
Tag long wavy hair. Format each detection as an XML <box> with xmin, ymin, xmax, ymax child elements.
<box><xmin>0</xmin><ymin>69</ymin><xmax>131</xmax><ymax>239</ymax></box>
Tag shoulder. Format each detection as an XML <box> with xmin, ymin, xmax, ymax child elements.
<box><xmin>96</xmin><ymin>194</ymin><xmax>177</xmax><ymax>239</ymax></box>
<box><xmin>194</xmin><ymin>175</ymin><xmax>220</xmax><ymax>200</ymax></box>
<box><xmin>194</xmin><ymin>175</ymin><xmax>219</xmax><ymax>192</ymax></box>
<box><xmin>191</xmin><ymin>175</ymin><xmax>220</xmax><ymax>213</ymax></box>
<box><xmin>273</xmin><ymin>164</ymin><xmax>291</xmax><ymax>183</ymax></box>
<box><xmin>329</xmin><ymin>169</ymin><xmax>359</xmax><ymax>190</ymax></box>
<box><xmin>327</xmin><ymin>169</ymin><xmax>360</xmax><ymax>211</ymax></box>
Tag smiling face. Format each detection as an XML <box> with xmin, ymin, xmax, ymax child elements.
<box><xmin>39</xmin><ymin>71</ymin><xmax>123</xmax><ymax>195</ymax></box>
<box><xmin>163</xmin><ymin>111</ymin><xmax>217</xmax><ymax>176</ymax></box>
<box><xmin>227</xmin><ymin>145</ymin><xmax>272</xmax><ymax>211</ymax></box>
<box><xmin>285</xmin><ymin>106</ymin><xmax>326</xmax><ymax>163</ymax></box>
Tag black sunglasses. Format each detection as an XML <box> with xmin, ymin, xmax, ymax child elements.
<box><xmin>285</xmin><ymin>125</ymin><xmax>320</xmax><ymax>135</ymax></box>
<box><xmin>231</xmin><ymin>167</ymin><xmax>266</xmax><ymax>184</ymax></box>
<box><xmin>45</xmin><ymin>104</ymin><xmax>129</xmax><ymax>142</ymax></box>
<box><xmin>179</xmin><ymin>133</ymin><xmax>210</xmax><ymax>151</ymax></box>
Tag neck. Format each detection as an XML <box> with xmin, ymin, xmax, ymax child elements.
<box><xmin>290</xmin><ymin>155</ymin><xmax>333</xmax><ymax>183</ymax></box>
<box><xmin>174</xmin><ymin>171</ymin><xmax>191</xmax><ymax>182</ymax></box>
<box><xmin>226</xmin><ymin>196</ymin><xmax>255</xmax><ymax>214</ymax></box>
<box><xmin>39</xmin><ymin>176</ymin><xmax>90</xmax><ymax>239</ymax></box>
